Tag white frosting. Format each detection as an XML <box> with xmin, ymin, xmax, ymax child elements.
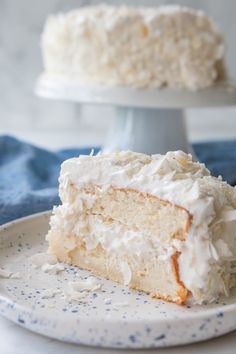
<box><xmin>41</xmin><ymin>4</ymin><xmax>224</xmax><ymax>90</ymax></box>
<box><xmin>54</xmin><ymin>151</ymin><xmax>236</xmax><ymax>304</ymax></box>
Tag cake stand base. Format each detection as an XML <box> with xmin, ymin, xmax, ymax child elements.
<box><xmin>103</xmin><ymin>108</ymin><xmax>190</xmax><ymax>155</ymax></box>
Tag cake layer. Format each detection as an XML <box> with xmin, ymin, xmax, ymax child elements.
<box><xmin>52</xmin><ymin>240</ymin><xmax>188</xmax><ymax>304</ymax></box>
<box><xmin>47</xmin><ymin>186</ymin><xmax>190</xmax><ymax>304</ymax></box>
<box><xmin>50</xmin><ymin>151</ymin><xmax>236</xmax><ymax>304</ymax></box>
<box><xmin>41</xmin><ymin>5</ymin><xmax>225</xmax><ymax>90</ymax></box>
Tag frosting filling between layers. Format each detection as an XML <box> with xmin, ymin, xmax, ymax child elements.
<box><xmin>48</xmin><ymin>187</ymin><xmax>189</xmax><ymax>303</ymax></box>
<box><xmin>51</xmin><ymin>203</ymin><xmax>181</xmax><ymax>261</ymax></box>
<box><xmin>49</xmin><ymin>185</ymin><xmax>189</xmax><ymax>288</ymax></box>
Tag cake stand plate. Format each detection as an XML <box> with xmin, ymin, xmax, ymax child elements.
<box><xmin>36</xmin><ymin>75</ymin><xmax>236</xmax><ymax>154</ymax></box>
<box><xmin>36</xmin><ymin>74</ymin><xmax>236</xmax><ymax>108</ymax></box>
<box><xmin>1</xmin><ymin>211</ymin><xmax>236</xmax><ymax>348</ymax></box>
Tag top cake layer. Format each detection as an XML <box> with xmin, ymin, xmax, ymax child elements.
<box><xmin>41</xmin><ymin>4</ymin><xmax>225</xmax><ymax>90</ymax></box>
<box><xmin>59</xmin><ymin>151</ymin><xmax>236</xmax><ymax>303</ymax></box>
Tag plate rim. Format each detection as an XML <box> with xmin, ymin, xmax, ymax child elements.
<box><xmin>0</xmin><ymin>210</ymin><xmax>52</xmax><ymax>231</ymax></box>
<box><xmin>35</xmin><ymin>73</ymin><xmax>236</xmax><ymax>109</ymax></box>
<box><xmin>1</xmin><ymin>211</ymin><xmax>236</xmax><ymax>348</ymax></box>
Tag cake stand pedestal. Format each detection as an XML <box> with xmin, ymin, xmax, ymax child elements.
<box><xmin>36</xmin><ymin>75</ymin><xmax>236</xmax><ymax>154</ymax></box>
<box><xmin>104</xmin><ymin>108</ymin><xmax>188</xmax><ymax>154</ymax></box>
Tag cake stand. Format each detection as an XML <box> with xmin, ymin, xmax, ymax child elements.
<box><xmin>36</xmin><ymin>74</ymin><xmax>236</xmax><ymax>154</ymax></box>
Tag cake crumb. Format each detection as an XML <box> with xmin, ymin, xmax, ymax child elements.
<box><xmin>65</xmin><ymin>278</ymin><xmax>102</xmax><ymax>302</ymax></box>
<box><xmin>0</xmin><ymin>269</ymin><xmax>21</xmax><ymax>279</ymax></box>
<box><xmin>67</xmin><ymin>290</ymin><xmax>88</xmax><ymax>302</ymax></box>
<box><xmin>112</xmin><ymin>302</ymin><xmax>129</xmax><ymax>309</ymax></box>
<box><xmin>10</xmin><ymin>272</ymin><xmax>21</xmax><ymax>279</ymax></box>
<box><xmin>0</xmin><ymin>269</ymin><xmax>12</xmax><ymax>278</ymax></box>
<box><xmin>104</xmin><ymin>298</ymin><xmax>112</xmax><ymax>305</ymax></box>
<box><xmin>41</xmin><ymin>289</ymin><xmax>61</xmax><ymax>299</ymax></box>
<box><xmin>30</xmin><ymin>252</ymin><xmax>65</xmax><ymax>274</ymax></box>
<box><xmin>69</xmin><ymin>278</ymin><xmax>102</xmax><ymax>292</ymax></box>
<box><xmin>41</xmin><ymin>263</ymin><xmax>65</xmax><ymax>275</ymax></box>
<box><xmin>30</xmin><ymin>253</ymin><xmax>58</xmax><ymax>268</ymax></box>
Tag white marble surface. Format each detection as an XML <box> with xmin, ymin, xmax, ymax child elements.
<box><xmin>0</xmin><ymin>316</ymin><xmax>236</xmax><ymax>354</ymax></box>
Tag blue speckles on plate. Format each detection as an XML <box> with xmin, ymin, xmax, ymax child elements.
<box><xmin>0</xmin><ymin>211</ymin><xmax>236</xmax><ymax>348</ymax></box>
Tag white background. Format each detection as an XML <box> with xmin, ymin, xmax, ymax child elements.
<box><xmin>0</xmin><ymin>0</ymin><xmax>236</xmax><ymax>149</ymax></box>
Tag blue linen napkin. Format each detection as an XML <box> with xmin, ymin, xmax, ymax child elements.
<box><xmin>0</xmin><ymin>135</ymin><xmax>236</xmax><ymax>225</ymax></box>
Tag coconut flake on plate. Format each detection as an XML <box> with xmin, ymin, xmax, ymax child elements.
<box><xmin>69</xmin><ymin>277</ymin><xmax>102</xmax><ymax>292</ymax></box>
<box><xmin>30</xmin><ymin>253</ymin><xmax>58</xmax><ymax>268</ymax></box>
<box><xmin>112</xmin><ymin>302</ymin><xmax>129</xmax><ymax>309</ymax></box>
<box><xmin>41</xmin><ymin>263</ymin><xmax>65</xmax><ymax>274</ymax></box>
<box><xmin>0</xmin><ymin>268</ymin><xmax>21</xmax><ymax>279</ymax></box>
<box><xmin>41</xmin><ymin>289</ymin><xmax>62</xmax><ymax>299</ymax></box>
<box><xmin>0</xmin><ymin>269</ymin><xmax>12</xmax><ymax>278</ymax></box>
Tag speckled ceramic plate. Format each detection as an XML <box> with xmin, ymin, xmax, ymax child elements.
<box><xmin>0</xmin><ymin>211</ymin><xmax>236</xmax><ymax>348</ymax></box>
